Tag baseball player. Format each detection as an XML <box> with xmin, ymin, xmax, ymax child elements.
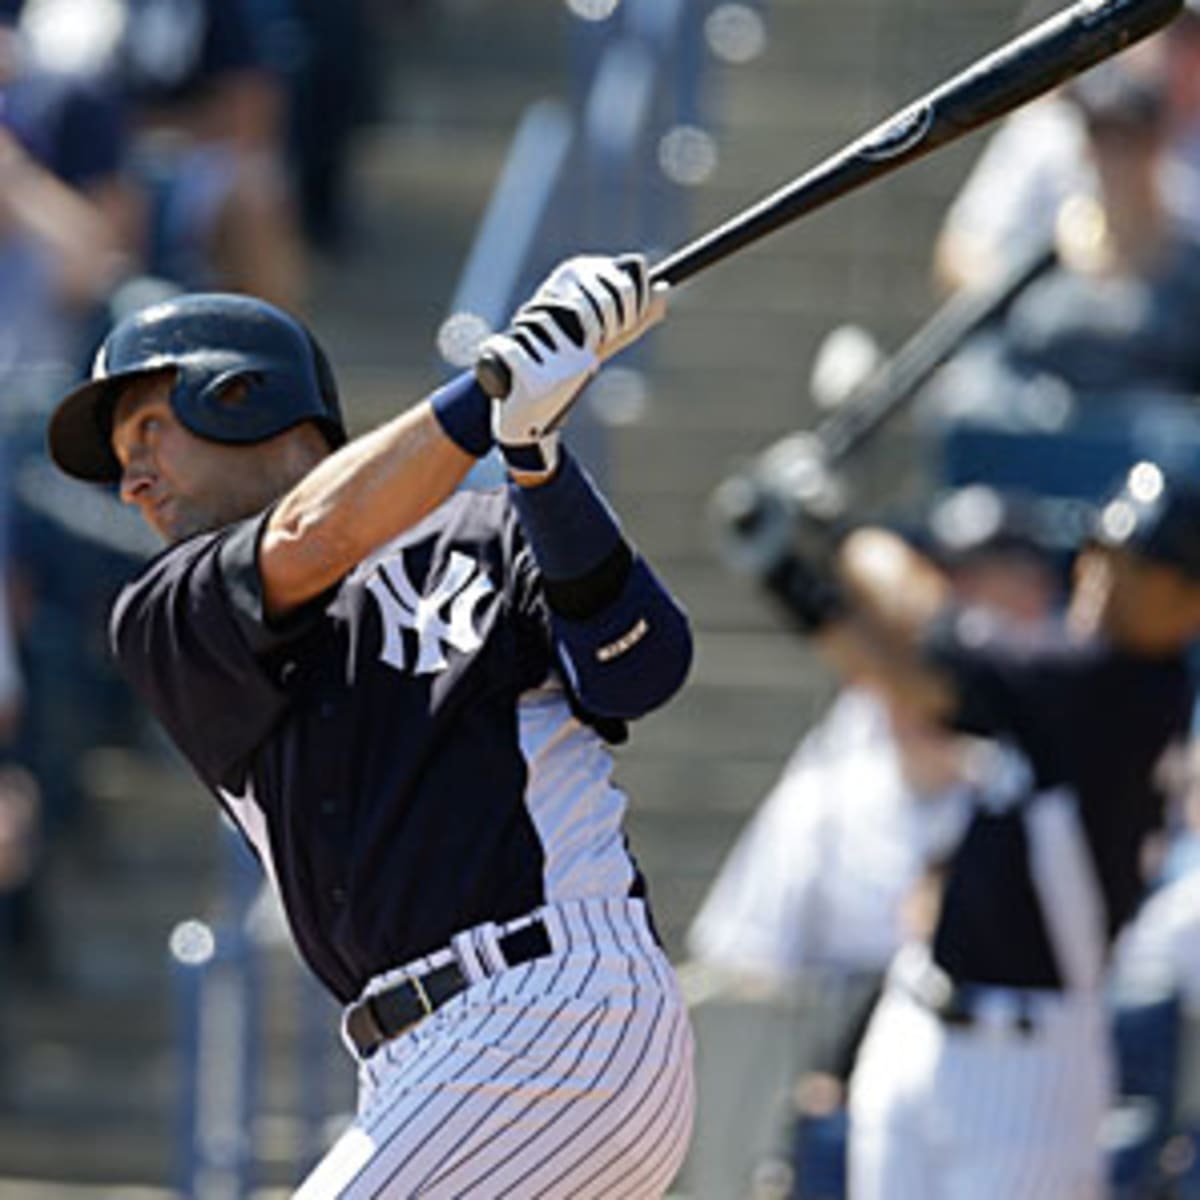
<box><xmin>45</xmin><ymin>254</ymin><xmax>695</xmax><ymax>1197</ymax></box>
<box><xmin>774</xmin><ymin>461</ymin><xmax>1200</xmax><ymax>1199</ymax></box>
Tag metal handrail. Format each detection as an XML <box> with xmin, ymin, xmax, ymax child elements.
<box><xmin>444</xmin><ymin>99</ymin><xmax>574</xmax><ymax>343</ymax></box>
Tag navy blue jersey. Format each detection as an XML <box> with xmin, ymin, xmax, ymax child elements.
<box><xmin>111</xmin><ymin>488</ymin><xmax>677</xmax><ymax>1002</ymax></box>
<box><xmin>924</xmin><ymin>608</ymin><xmax>1193</xmax><ymax>989</ymax></box>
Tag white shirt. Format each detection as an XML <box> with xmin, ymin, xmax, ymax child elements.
<box><xmin>687</xmin><ymin>689</ymin><xmax>970</xmax><ymax>982</ymax></box>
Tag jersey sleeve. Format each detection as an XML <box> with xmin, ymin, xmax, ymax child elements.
<box><xmin>109</xmin><ymin>512</ymin><xmax>313</xmax><ymax>789</ymax></box>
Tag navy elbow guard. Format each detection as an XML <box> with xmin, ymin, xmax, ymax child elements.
<box><xmin>553</xmin><ymin>558</ymin><xmax>693</xmax><ymax>719</ymax></box>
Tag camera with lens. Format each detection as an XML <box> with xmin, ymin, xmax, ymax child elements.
<box><xmin>708</xmin><ymin>432</ymin><xmax>850</xmax><ymax>633</ymax></box>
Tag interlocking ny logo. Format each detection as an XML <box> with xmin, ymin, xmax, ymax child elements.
<box><xmin>366</xmin><ymin>550</ymin><xmax>495</xmax><ymax>675</ymax></box>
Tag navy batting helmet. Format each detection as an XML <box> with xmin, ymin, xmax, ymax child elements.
<box><xmin>48</xmin><ymin>293</ymin><xmax>347</xmax><ymax>483</ymax></box>
<box><xmin>1094</xmin><ymin>462</ymin><xmax>1200</xmax><ymax>580</ymax></box>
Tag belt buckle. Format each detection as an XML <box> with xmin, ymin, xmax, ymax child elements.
<box><xmin>406</xmin><ymin>969</ymin><xmax>435</xmax><ymax>1020</ymax></box>
<box><xmin>348</xmin><ymin>969</ymin><xmax>437</xmax><ymax>1058</ymax></box>
<box><xmin>347</xmin><ymin>995</ymin><xmax>387</xmax><ymax>1058</ymax></box>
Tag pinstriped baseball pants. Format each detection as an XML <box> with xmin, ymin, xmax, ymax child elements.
<box><xmin>295</xmin><ymin>898</ymin><xmax>695</xmax><ymax>1199</ymax></box>
<box><xmin>847</xmin><ymin>956</ymin><xmax>1112</xmax><ymax>1200</ymax></box>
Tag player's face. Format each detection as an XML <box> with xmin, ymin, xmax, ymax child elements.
<box><xmin>111</xmin><ymin>372</ymin><xmax>282</xmax><ymax>543</ymax></box>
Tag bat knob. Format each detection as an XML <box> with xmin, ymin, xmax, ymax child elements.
<box><xmin>475</xmin><ymin>352</ymin><xmax>513</xmax><ymax>400</ymax></box>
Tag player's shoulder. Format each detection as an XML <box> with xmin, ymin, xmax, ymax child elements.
<box><xmin>110</xmin><ymin>524</ymin><xmax>228</xmax><ymax>630</ymax></box>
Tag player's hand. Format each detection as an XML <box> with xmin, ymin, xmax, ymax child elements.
<box><xmin>763</xmin><ymin>551</ymin><xmax>846</xmax><ymax>635</ymax></box>
<box><xmin>478</xmin><ymin>254</ymin><xmax>667</xmax><ymax>481</ymax></box>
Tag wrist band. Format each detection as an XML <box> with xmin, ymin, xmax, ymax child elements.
<box><xmin>430</xmin><ymin>372</ymin><xmax>493</xmax><ymax>457</ymax></box>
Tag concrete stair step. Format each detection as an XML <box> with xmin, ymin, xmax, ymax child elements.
<box><xmin>0</xmin><ymin>1122</ymin><xmax>171</xmax><ymax>1189</ymax></box>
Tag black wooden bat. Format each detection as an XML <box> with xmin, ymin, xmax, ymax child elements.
<box><xmin>475</xmin><ymin>0</ymin><xmax>1182</xmax><ymax>399</ymax></box>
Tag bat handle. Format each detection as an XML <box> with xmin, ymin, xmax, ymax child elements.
<box><xmin>474</xmin><ymin>351</ymin><xmax>513</xmax><ymax>399</ymax></box>
<box><xmin>475</xmin><ymin>260</ymin><xmax>671</xmax><ymax>399</ymax></box>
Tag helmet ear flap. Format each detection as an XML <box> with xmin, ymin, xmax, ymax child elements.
<box><xmin>174</xmin><ymin>364</ymin><xmax>278</xmax><ymax>443</ymax></box>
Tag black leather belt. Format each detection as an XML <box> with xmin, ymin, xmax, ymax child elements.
<box><xmin>901</xmin><ymin>961</ymin><xmax>1049</xmax><ymax>1036</ymax></box>
<box><xmin>346</xmin><ymin>919</ymin><xmax>553</xmax><ymax>1058</ymax></box>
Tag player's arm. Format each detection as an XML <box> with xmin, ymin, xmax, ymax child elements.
<box><xmin>259</xmin><ymin>387</ymin><xmax>483</xmax><ymax>618</ymax></box>
<box><xmin>259</xmin><ymin>253</ymin><xmax>664</xmax><ymax>625</ymax></box>
<box><xmin>480</xmin><ymin>255</ymin><xmax>687</xmax><ymax>718</ymax></box>
<box><xmin>786</xmin><ymin>526</ymin><xmax>960</xmax><ymax>721</ymax></box>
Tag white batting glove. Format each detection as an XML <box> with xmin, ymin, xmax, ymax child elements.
<box><xmin>479</xmin><ymin>254</ymin><xmax>667</xmax><ymax>480</ymax></box>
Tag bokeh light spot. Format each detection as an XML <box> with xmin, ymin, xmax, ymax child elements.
<box><xmin>565</xmin><ymin>0</ymin><xmax>621</xmax><ymax>21</ymax></box>
<box><xmin>437</xmin><ymin>312</ymin><xmax>494</xmax><ymax>369</ymax></box>
<box><xmin>658</xmin><ymin>125</ymin><xmax>718</xmax><ymax>187</ymax></box>
<box><xmin>705</xmin><ymin>4</ymin><xmax>768</xmax><ymax>64</ymax></box>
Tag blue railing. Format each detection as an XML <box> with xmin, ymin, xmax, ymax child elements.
<box><xmin>438</xmin><ymin>0</ymin><xmax>724</xmax><ymax>408</ymax></box>
<box><xmin>442</xmin><ymin>99</ymin><xmax>574</xmax><ymax>350</ymax></box>
<box><xmin>171</xmin><ymin>825</ymin><xmax>261</xmax><ymax>1199</ymax></box>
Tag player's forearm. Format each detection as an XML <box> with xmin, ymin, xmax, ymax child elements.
<box><xmin>816</xmin><ymin>527</ymin><xmax>958</xmax><ymax>720</ymax></box>
<box><xmin>261</xmin><ymin>397</ymin><xmax>477</xmax><ymax>616</ymax></box>
<box><xmin>511</xmin><ymin>451</ymin><xmax>693</xmax><ymax>717</ymax></box>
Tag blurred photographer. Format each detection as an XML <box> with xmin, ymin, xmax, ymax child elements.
<box><xmin>768</xmin><ymin>460</ymin><xmax>1200</xmax><ymax>1200</ymax></box>
<box><xmin>926</xmin><ymin>59</ymin><xmax>1200</xmax><ymax>434</ymax></box>
<box><xmin>694</xmin><ymin>445</ymin><xmax>1067</xmax><ymax>1198</ymax></box>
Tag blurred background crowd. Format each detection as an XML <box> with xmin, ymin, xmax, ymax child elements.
<box><xmin>0</xmin><ymin>0</ymin><xmax>394</xmax><ymax>994</ymax></box>
<box><xmin>3</xmin><ymin>0</ymin><xmax>1200</xmax><ymax>1196</ymax></box>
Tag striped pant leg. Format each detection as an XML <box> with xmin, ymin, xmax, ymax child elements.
<box><xmin>295</xmin><ymin>898</ymin><xmax>695</xmax><ymax>1199</ymax></box>
<box><xmin>847</xmin><ymin>988</ymin><xmax>943</xmax><ymax>1200</ymax></box>
<box><xmin>933</xmin><ymin>995</ymin><xmax>1112</xmax><ymax>1200</ymax></box>
<box><xmin>849</xmin><ymin>984</ymin><xmax>1112</xmax><ymax>1200</ymax></box>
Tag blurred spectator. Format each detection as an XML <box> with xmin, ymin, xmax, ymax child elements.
<box><xmin>264</xmin><ymin>0</ymin><xmax>378</xmax><ymax>251</ymax></box>
<box><xmin>0</xmin><ymin>10</ymin><xmax>148</xmax><ymax>982</ymax></box>
<box><xmin>20</xmin><ymin>0</ymin><xmax>309</xmax><ymax>310</ymax></box>
<box><xmin>0</xmin><ymin>13</ymin><xmax>138</xmax><ymax>397</ymax></box>
<box><xmin>921</xmin><ymin>59</ymin><xmax>1200</xmax><ymax>433</ymax></box>
<box><xmin>688</xmin><ymin>486</ymin><xmax>1065</xmax><ymax>1199</ymax></box>
<box><xmin>685</xmin><ymin>688</ymin><xmax>969</xmax><ymax>1200</ymax></box>
<box><xmin>687</xmin><ymin>685</ymin><xmax>970</xmax><ymax>991</ymax></box>
<box><xmin>121</xmin><ymin>0</ymin><xmax>308</xmax><ymax>307</ymax></box>
<box><xmin>692</xmin><ymin>486</ymin><xmax>1065</xmax><ymax>983</ymax></box>
<box><xmin>934</xmin><ymin>4</ymin><xmax>1200</xmax><ymax>293</ymax></box>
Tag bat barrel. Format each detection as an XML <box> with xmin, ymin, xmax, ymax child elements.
<box><xmin>481</xmin><ymin>0</ymin><xmax>1184</xmax><ymax>397</ymax></box>
<box><xmin>652</xmin><ymin>0</ymin><xmax>1183</xmax><ymax>288</ymax></box>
